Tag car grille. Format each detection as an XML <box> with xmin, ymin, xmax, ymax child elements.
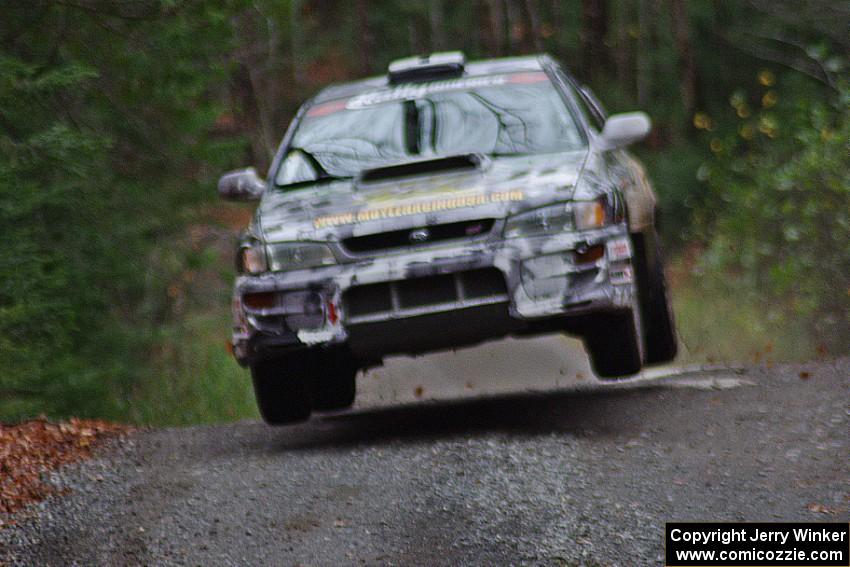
<box><xmin>341</xmin><ymin>219</ymin><xmax>495</xmax><ymax>254</ymax></box>
<box><xmin>343</xmin><ymin>268</ymin><xmax>508</xmax><ymax>324</ymax></box>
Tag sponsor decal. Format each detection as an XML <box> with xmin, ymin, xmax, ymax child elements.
<box><xmin>506</xmin><ymin>71</ymin><xmax>550</xmax><ymax>84</ymax></box>
<box><xmin>605</xmin><ymin>237</ymin><xmax>633</xmax><ymax>261</ymax></box>
<box><xmin>306</xmin><ymin>99</ymin><xmax>349</xmax><ymax>117</ymax></box>
<box><xmin>306</xmin><ymin>72</ymin><xmax>550</xmax><ymax>117</ymax></box>
<box><xmin>346</xmin><ymin>75</ymin><xmax>509</xmax><ymax>109</ymax></box>
<box><xmin>609</xmin><ymin>266</ymin><xmax>633</xmax><ymax>285</ymax></box>
<box><xmin>313</xmin><ymin>189</ymin><xmax>524</xmax><ymax>228</ymax></box>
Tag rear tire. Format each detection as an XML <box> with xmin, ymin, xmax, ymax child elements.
<box><xmin>583</xmin><ymin>310</ymin><xmax>643</xmax><ymax>379</ymax></box>
<box><xmin>250</xmin><ymin>355</ymin><xmax>313</xmax><ymax>425</ymax></box>
<box><xmin>633</xmin><ymin>231</ymin><xmax>678</xmax><ymax>364</ymax></box>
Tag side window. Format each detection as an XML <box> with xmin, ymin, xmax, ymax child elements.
<box><xmin>276</xmin><ymin>150</ymin><xmax>320</xmax><ymax>186</ymax></box>
<box><xmin>552</xmin><ymin>66</ymin><xmax>602</xmax><ymax>132</ymax></box>
<box><xmin>578</xmin><ymin>86</ymin><xmax>608</xmax><ymax>129</ymax></box>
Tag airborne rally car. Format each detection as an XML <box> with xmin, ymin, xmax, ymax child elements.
<box><xmin>219</xmin><ymin>53</ymin><xmax>677</xmax><ymax>424</ymax></box>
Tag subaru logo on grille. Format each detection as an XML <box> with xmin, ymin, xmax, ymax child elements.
<box><xmin>409</xmin><ymin>228</ymin><xmax>430</xmax><ymax>243</ymax></box>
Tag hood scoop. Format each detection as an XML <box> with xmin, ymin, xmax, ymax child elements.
<box><xmin>358</xmin><ymin>154</ymin><xmax>487</xmax><ymax>184</ymax></box>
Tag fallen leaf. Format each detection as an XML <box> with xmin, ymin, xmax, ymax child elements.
<box><xmin>0</xmin><ymin>418</ymin><xmax>131</xmax><ymax>515</ymax></box>
<box><xmin>799</xmin><ymin>371</ymin><xmax>810</xmax><ymax>380</ymax></box>
<box><xmin>414</xmin><ymin>386</ymin><xmax>424</xmax><ymax>398</ymax></box>
<box><xmin>806</xmin><ymin>503</ymin><xmax>835</xmax><ymax>515</ymax></box>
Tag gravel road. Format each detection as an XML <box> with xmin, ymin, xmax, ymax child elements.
<box><xmin>1</xmin><ymin>339</ymin><xmax>847</xmax><ymax>566</ymax></box>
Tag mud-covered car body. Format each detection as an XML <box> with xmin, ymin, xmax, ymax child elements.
<box><xmin>220</xmin><ymin>53</ymin><xmax>676</xmax><ymax>423</ymax></box>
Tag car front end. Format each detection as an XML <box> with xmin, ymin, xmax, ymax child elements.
<box><xmin>219</xmin><ymin>52</ymin><xmax>675</xmax><ymax>423</ymax></box>
<box><xmin>230</xmin><ymin>175</ymin><xmax>637</xmax><ymax>366</ymax></box>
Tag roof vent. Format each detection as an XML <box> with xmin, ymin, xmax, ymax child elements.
<box><xmin>387</xmin><ymin>52</ymin><xmax>466</xmax><ymax>84</ymax></box>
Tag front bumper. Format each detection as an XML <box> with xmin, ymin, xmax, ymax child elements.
<box><xmin>231</xmin><ymin>224</ymin><xmax>636</xmax><ymax>365</ymax></box>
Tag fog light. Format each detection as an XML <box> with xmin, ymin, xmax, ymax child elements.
<box><xmin>303</xmin><ymin>292</ymin><xmax>323</xmax><ymax>315</ymax></box>
<box><xmin>243</xmin><ymin>292</ymin><xmax>276</xmax><ymax>310</ymax></box>
<box><xmin>521</xmin><ymin>254</ymin><xmax>571</xmax><ymax>299</ymax></box>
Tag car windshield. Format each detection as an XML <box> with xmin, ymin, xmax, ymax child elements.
<box><xmin>274</xmin><ymin>72</ymin><xmax>585</xmax><ymax>186</ymax></box>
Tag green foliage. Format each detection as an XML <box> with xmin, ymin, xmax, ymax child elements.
<box><xmin>698</xmin><ymin>76</ymin><xmax>850</xmax><ymax>352</ymax></box>
<box><xmin>672</xmin><ymin>264</ymin><xmax>814</xmax><ymax>363</ymax></box>
<box><xmin>0</xmin><ymin>2</ymin><xmax>244</xmax><ymax>421</ymax></box>
<box><xmin>1</xmin><ymin>1</ymin><xmax>846</xmax><ymax>423</ymax></box>
<box><xmin>129</xmin><ymin>312</ymin><xmax>256</xmax><ymax>426</ymax></box>
<box><xmin>0</xmin><ymin>56</ymin><xmax>114</xmax><ymax>418</ymax></box>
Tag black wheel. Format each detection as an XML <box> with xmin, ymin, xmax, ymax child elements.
<box><xmin>582</xmin><ymin>310</ymin><xmax>643</xmax><ymax>379</ymax></box>
<box><xmin>632</xmin><ymin>231</ymin><xmax>678</xmax><ymax>364</ymax></box>
<box><xmin>314</xmin><ymin>351</ymin><xmax>357</xmax><ymax>411</ymax></box>
<box><xmin>250</xmin><ymin>355</ymin><xmax>313</xmax><ymax>425</ymax></box>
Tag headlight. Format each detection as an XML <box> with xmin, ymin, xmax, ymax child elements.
<box><xmin>238</xmin><ymin>245</ymin><xmax>268</xmax><ymax>274</ymax></box>
<box><xmin>574</xmin><ymin>196</ymin><xmax>615</xmax><ymax>230</ymax></box>
<box><xmin>503</xmin><ymin>203</ymin><xmax>574</xmax><ymax>239</ymax></box>
<box><xmin>266</xmin><ymin>242</ymin><xmax>336</xmax><ymax>271</ymax></box>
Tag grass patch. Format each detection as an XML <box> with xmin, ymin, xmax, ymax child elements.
<box><xmin>129</xmin><ymin>311</ymin><xmax>257</xmax><ymax>426</ymax></box>
<box><xmin>669</xmin><ymin>257</ymin><xmax>814</xmax><ymax>365</ymax></box>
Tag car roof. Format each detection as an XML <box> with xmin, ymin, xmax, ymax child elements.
<box><xmin>310</xmin><ymin>54</ymin><xmax>554</xmax><ymax>105</ymax></box>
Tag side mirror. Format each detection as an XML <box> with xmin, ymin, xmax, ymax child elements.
<box><xmin>599</xmin><ymin>112</ymin><xmax>652</xmax><ymax>150</ymax></box>
<box><xmin>217</xmin><ymin>167</ymin><xmax>267</xmax><ymax>201</ymax></box>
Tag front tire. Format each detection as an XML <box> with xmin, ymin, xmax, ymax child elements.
<box><xmin>582</xmin><ymin>310</ymin><xmax>643</xmax><ymax>379</ymax></box>
<box><xmin>250</xmin><ymin>355</ymin><xmax>313</xmax><ymax>425</ymax></box>
<box><xmin>633</xmin><ymin>231</ymin><xmax>678</xmax><ymax>364</ymax></box>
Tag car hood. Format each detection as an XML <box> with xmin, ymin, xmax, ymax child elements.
<box><xmin>257</xmin><ymin>150</ymin><xmax>587</xmax><ymax>243</ymax></box>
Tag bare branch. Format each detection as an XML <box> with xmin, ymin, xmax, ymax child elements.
<box><xmin>714</xmin><ymin>30</ymin><xmax>839</xmax><ymax>91</ymax></box>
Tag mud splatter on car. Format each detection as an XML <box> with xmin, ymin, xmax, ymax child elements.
<box><xmin>218</xmin><ymin>53</ymin><xmax>677</xmax><ymax>424</ymax></box>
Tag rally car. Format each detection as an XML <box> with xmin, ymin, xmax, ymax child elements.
<box><xmin>218</xmin><ymin>52</ymin><xmax>677</xmax><ymax>424</ymax></box>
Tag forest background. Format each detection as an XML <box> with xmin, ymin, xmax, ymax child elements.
<box><xmin>1</xmin><ymin>0</ymin><xmax>847</xmax><ymax>424</ymax></box>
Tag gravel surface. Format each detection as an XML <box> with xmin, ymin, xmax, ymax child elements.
<box><xmin>1</xmin><ymin>352</ymin><xmax>847</xmax><ymax>566</ymax></box>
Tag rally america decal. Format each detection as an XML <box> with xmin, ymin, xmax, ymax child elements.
<box><xmin>348</xmin><ymin>72</ymin><xmax>549</xmax><ymax>110</ymax></box>
<box><xmin>306</xmin><ymin>72</ymin><xmax>549</xmax><ymax>117</ymax></box>
<box><xmin>346</xmin><ymin>75</ymin><xmax>508</xmax><ymax>109</ymax></box>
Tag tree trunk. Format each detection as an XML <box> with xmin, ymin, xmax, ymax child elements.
<box><xmin>551</xmin><ymin>0</ymin><xmax>563</xmax><ymax>54</ymax></box>
<box><xmin>505</xmin><ymin>0</ymin><xmax>522</xmax><ymax>53</ymax></box>
<box><xmin>356</xmin><ymin>0</ymin><xmax>373</xmax><ymax>75</ymax></box>
<box><xmin>580</xmin><ymin>0</ymin><xmax>609</xmax><ymax>80</ymax></box>
<box><xmin>669</xmin><ymin>0</ymin><xmax>698</xmax><ymax>118</ymax></box>
<box><xmin>524</xmin><ymin>0</ymin><xmax>544</xmax><ymax>51</ymax></box>
<box><xmin>408</xmin><ymin>16</ymin><xmax>425</xmax><ymax>55</ymax></box>
<box><xmin>290</xmin><ymin>0</ymin><xmax>305</xmax><ymax>86</ymax></box>
<box><xmin>486</xmin><ymin>0</ymin><xmax>506</xmax><ymax>55</ymax></box>
<box><xmin>231</xmin><ymin>8</ymin><xmax>278</xmax><ymax>169</ymax></box>
<box><xmin>636</xmin><ymin>0</ymin><xmax>652</xmax><ymax>106</ymax></box>
<box><xmin>429</xmin><ymin>0</ymin><xmax>446</xmax><ymax>51</ymax></box>
<box><xmin>470</xmin><ymin>0</ymin><xmax>484</xmax><ymax>55</ymax></box>
<box><xmin>613</xmin><ymin>0</ymin><xmax>632</xmax><ymax>89</ymax></box>
<box><xmin>231</xmin><ymin>64</ymin><xmax>269</xmax><ymax>169</ymax></box>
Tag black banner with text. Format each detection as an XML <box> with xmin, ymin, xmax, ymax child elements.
<box><xmin>665</xmin><ymin>522</ymin><xmax>849</xmax><ymax>566</ymax></box>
